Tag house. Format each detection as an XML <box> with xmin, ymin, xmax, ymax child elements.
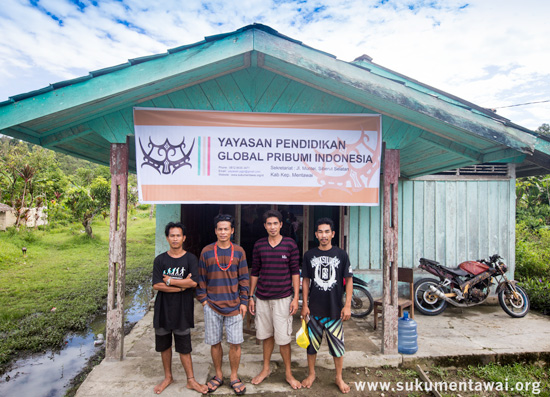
<box><xmin>0</xmin><ymin>204</ymin><xmax>16</xmax><ymax>231</ymax></box>
<box><xmin>1</xmin><ymin>24</ymin><xmax>549</xmax><ymax>356</ymax></box>
<box><xmin>0</xmin><ymin>204</ymin><xmax>46</xmax><ymax>230</ymax></box>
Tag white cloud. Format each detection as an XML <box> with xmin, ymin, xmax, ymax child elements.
<box><xmin>0</xmin><ymin>0</ymin><xmax>548</xmax><ymax>130</ymax></box>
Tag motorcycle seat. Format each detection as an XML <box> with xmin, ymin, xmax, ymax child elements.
<box><xmin>419</xmin><ymin>258</ymin><xmax>440</xmax><ymax>266</ymax></box>
<box><xmin>438</xmin><ymin>265</ymin><xmax>471</xmax><ymax>277</ymax></box>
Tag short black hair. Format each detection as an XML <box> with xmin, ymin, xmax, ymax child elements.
<box><xmin>165</xmin><ymin>222</ymin><xmax>186</xmax><ymax>237</ymax></box>
<box><xmin>315</xmin><ymin>217</ymin><xmax>334</xmax><ymax>232</ymax></box>
<box><xmin>214</xmin><ymin>213</ymin><xmax>234</xmax><ymax>228</ymax></box>
<box><xmin>263</xmin><ymin>209</ymin><xmax>283</xmax><ymax>223</ymax></box>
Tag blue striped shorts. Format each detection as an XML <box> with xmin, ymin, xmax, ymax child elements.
<box><xmin>306</xmin><ymin>316</ymin><xmax>345</xmax><ymax>357</ymax></box>
<box><xmin>203</xmin><ymin>303</ymin><xmax>244</xmax><ymax>345</ymax></box>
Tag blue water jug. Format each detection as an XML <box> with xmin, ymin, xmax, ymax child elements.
<box><xmin>398</xmin><ymin>311</ymin><xmax>418</xmax><ymax>354</ymax></box>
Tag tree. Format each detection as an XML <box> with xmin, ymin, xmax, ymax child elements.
<box><xmin>64</xmin><ymin>177</ymin><xmax>111</xmax><ymax>238</ymax></box>
<box><xmin>536</xmin><ymin>123</ymin><xmax>550</xmax><ymax>136</ymax></box>
<box><xmin>14</xmin><ymin>164</ymin><xmax>36</xmax><ymax>229</ymax></box>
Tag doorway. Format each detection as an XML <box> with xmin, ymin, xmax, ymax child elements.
<box><xmin>181</xmin><ymin>204</ymin><xmax>343</xmax><ymax>263</ymax></box>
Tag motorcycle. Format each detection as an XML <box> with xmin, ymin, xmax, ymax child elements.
<box><xmin>414</xmin><ymin>254</ymin><xmax>529</xmax><ymax>318</ymax></box>
<box><xmin>299</xmin><ymin>275</ymin><xmax>374</xmax><ymax>318</ymax></box>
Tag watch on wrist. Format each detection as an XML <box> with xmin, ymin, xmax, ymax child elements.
<box><xmin>166</xmin><ymin>277</ymin><xmax>171</xmax><ymax>286</ymax></box>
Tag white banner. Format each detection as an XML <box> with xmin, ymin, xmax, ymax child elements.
<box><xmin>134</xmin><ymin>108</ymin><xmax>381</xmax><ymax>205</ymax></box>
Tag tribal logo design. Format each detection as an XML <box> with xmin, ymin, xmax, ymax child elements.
<box><xmin>139</xmin><ymin>136</ymin><xmax>195</xmax><ymax>174</ymax></box>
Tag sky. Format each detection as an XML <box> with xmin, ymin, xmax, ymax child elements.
<box><xmin>0</xmin><ymin>0</ymin><xmax>548</xmax><ymax>131</ymax></box>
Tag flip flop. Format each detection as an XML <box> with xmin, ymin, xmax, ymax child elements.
<box><xmin>207</xmin><ymin>376</ymin><xmax>224</xmax><ymax>393</ymax></box>
<box><xmin>230</xmin><ymin>378</ymin><xmax>246</xmax><ymax>395</ymax></box>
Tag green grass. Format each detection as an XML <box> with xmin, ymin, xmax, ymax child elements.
<box><xmin>0</xmin><ymin>210</ymin><xmax>155</xmax><ymax>373</ymax></box>
<box><xmin>457</xmin><ymin>362</ymin><xmax>549</xmax><ymax>396</ymax></box>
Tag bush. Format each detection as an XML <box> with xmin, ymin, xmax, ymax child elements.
<box><xmin>519</xmin><ymin>277</ymin><xmax>550</xmax><ymax>315</ymax></box>
<box><xmin>515</xmin><ymin>222</ymin><xmax>550</xmax><ymax>279</ymax></box>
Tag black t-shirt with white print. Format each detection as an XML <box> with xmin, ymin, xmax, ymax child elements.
<box><xmin>302</xmin><ymin>246</ymin><xmax>353</xmax><ymax>319</ymax></box>
<box><xmin>152</xmin><ymin>251</ymin><xmax>199</xmax><ymax>331</ymax></box>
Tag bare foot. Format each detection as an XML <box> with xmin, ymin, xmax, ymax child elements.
<box><xmin>251</xmin><ymin>368</ymin><xmax>271</xmax><ymax>385</ymax></box>
<box><xmin>335</xmin><ymin>378</ymin><xmax>350</xmax><ymax>394</ymax></box>
<box><xmin>286</xmin><ymin>374</ymin><xmax>302</xmax><ymax>390</ymax></box>
<box><xmin>154</xmin><ymin>377</ymin><xmax>173</xmax><ymax>394</ymax></box>
<box><xmin>187</xmin><ymin>378</ymin><xmax>209</xmax><ymax>394</ymax></box>
<box><xmin>301</xmin><ymin>373</ymin><xmax>316</xmax><ymax>388</ymax></box>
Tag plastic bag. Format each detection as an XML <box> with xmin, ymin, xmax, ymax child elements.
<box><xmin>296</xmin><ymin>318</ymin><xmax>310</xmax><ymax>349</ymax></box>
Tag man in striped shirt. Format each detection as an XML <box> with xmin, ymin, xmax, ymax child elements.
<box><xmin>248</xmin><ymin>209</ymin><xmax>301</xmax><ymax>390</ymax></box>
<box><xmin>197</xmin><ymin>214</ymin><xmax>249</xmax><ymax>395</ymax></box>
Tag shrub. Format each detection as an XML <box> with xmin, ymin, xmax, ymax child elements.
<box><xmin>515</xmin><ymin>222</ymin><xmax>550</xmax><ymax>279</ymax></box>
<box><xmin>519</xmin><ymin>277</ymin><xmax>550</xmax><ymax>315</ymax></box>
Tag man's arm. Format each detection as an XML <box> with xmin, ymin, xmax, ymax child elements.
<box><xmin>237</xmin><ymin>253</ymin><xmax>250</xmax><ymax>317</ymax></box>
<box><xmin>300</xmin><ymin>277</ymin><xmax>310</xmax><ymax>320</ymax></box>
<box><xmin>248</xmin><ymin>242</ymin><xmax>261</xmax><ymax>315</ymax></box>
<box><xmin>162</xmin><ymin>273</ymin><xmax>197</xmax><ymax>290</ymax></box>
<box><xmin>341</xmin><ymin>276</ymin><xmax>353</xmax><ymax>321</ymax></box>
<box><xmin>289</xmin><ymin>273</ymin><xmax>300</xmax><ymax>315</ymax></box>
<box><xmin>153</xmin><ymin>282</ymin><xmax>184</xmax><ymax>293</ymax></box>
<box><xmin>289</xmin><ymin>241</ymin><xmax>300</xmax><ymax>315</ymax></box>
<box><xmin>196</xmin><ymin>254</ymin><xmax>208</xmax><ymax>305</ymax></box>
<box><xmin>248</xmin><ymin>275</ymin><xmax>258</xmax><ymax>315</ymax></box>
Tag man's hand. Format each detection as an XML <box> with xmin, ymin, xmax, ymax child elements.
<box><xmin>202</xmin><ymin>301</ymin><xmax>207</xmax><ymax>306</ymax></box>
<box><xmin>162</xmin><ymin>274</ymin><xmax>171</xmax><ymax>284</ymax></box>
<box><xmin>341</xmin><ymin>305</ymin><xmax>351</xmax><ymax>321</ymax></box>
<box><xmin>301</xmin><ymin>305</ymin><xmax>310</xmax><ymax>321</ymax></box>
<box><xmin>289</xmin><ymin>298</ymin><xmax>299</xmax><ymax>315</ymax></box>
<box><xmin>248</xmin><ymin>298</ymin><xmax>255</xmax><ymax>315</ymax></box>
<box><xmin>239</xmin><ymin>304</ymin><xmax>248</xmax><ymax>318</ymax></box>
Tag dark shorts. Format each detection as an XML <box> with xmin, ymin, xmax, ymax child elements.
<box><xmin>306</xmin><ymin>316</ymin><xmax>345</xmax><ymax>357</ymax></box>
<box><xmin>155</xmin><ymin>328</ymin><xmax>192</xmax><ymax>354</ymax></box>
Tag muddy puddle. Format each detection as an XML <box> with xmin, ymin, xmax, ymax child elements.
<box><xmin>0</xmin><ymin>285</ymin><xmax>152</xmax><ymax>397</ymax></box>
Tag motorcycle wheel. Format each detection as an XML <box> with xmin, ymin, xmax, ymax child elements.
<box><xmin>498</xmin><ymin>285</ymin><xmax>530</xmax><ymax>318</ymax></box>
<box><xmin>343</xmin><ymin>285</ymin><xmax>374</xmax><ymax>318</ymax></box>
<box><xmin>414</xmin><ymin>278</ymin><xmax>448</xmax><ymax>316</ymax></box>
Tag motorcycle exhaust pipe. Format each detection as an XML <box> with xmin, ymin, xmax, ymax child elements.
<box><xmin>428</xmin><ymin>285</ymin><xmax>470</xmax><ymax>308</ymax></box>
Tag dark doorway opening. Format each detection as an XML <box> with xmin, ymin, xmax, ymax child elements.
<box><xmin>181</xmin><ymin>204</ymin><xmax>342</xmax><ymax>262</ymax></box>
<box><xmin>181</xmin><ymin>204</ymin><xmax>235</xmax><ymax>258</ymax></box>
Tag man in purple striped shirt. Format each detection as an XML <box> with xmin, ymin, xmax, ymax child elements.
<box><xmin>248</xmin><ymin>209</ymin><xmax>301</xmax><ymax>390</ymax></box>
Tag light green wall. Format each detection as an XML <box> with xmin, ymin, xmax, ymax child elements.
<box><xmin>155</xmin><ymin>204</ymin><xmax>181</xmax><ymax>256</ymax></box>
<box><xmin>349</xmin><ymin>178</ymin><xmax>516</xmax><ymax>296</ymax></box>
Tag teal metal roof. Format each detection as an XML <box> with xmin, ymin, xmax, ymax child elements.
<box><xmin>0</xmin><ymin>23</ymin><xmax>548</xmax><ymax>177</ymax></box>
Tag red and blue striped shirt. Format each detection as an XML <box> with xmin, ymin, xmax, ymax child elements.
<box><xmin>197</xmin><ymin>243</ymin><xmax>249</xmax><ymax>316</ymax></box>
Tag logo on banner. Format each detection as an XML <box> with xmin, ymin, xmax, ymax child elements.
<box><xmin>139</xmin><ymin>137</ymin><xmax>195</xmax><ymax>174</ymax></box>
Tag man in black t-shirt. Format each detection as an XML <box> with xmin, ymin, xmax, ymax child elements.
<box><xmin>152</xmin><ymin>222</ymin><xmax>207</xmax><ymax>395</ymax></box>
<box><xmin>301</xmin><ymin>217</ymin><xmax>353</xmax><ymax>394</ymax></box>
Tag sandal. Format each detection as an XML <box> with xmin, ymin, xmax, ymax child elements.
<box><xmin>207</xmin><ymin>376</ymin><xmax>223</xmax><ymax>393</ymax></box>
<box><xmin>230</xmin><ymin>378</ymin><xmax>246</xmax><ymax>395</ymax></box>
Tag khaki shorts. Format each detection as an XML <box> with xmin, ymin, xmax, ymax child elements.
<box><xmin>254</xmin><ymin>295</ymin><xmax>293</xmax><ymax>345</ymax></box>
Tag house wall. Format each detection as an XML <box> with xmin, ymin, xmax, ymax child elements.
<box><xmin>349</xmin><ymin>178</ymin><xmax>516</xmax><ymax>297</ymax></box>
<box><xmin>155</xmin><ymin>204</ymin><xmax>181</xmax><ymax>257</ymax></box>
<box><xmin>153</xmin><ymin>178</ymin><xmax>516</xmax><ymax>298</ymax></box>
<box><xmin>147</xmin><ymin>67</ymin><xmax>517</xmax><ymax>297</ymax></box>
<box><xmin>0</xmin><ymin>209</ymin><xmax>17</xmax><ymax>231</ymax></box>
<box><xmin>0</xmin><ymin>207</ymin><xmax>47</xmax><ymax>231</ymax></box>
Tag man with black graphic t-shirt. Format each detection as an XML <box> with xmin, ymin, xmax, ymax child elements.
<box><xmin>152</xmin><ymin>222</ymin><xmax>207</xmax><ymax>395</ymax></box>
<box><xmin>301</xmin><ymin>217</ymin><xmax>353</xmax><ymax>394</ymax></box>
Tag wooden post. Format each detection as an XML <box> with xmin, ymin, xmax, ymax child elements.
<box><xmin>106</xmin><ymin>139</ymin><xmax>129</xmax><ymax>361</ymax></box>
<box><xmin>382</xmin><ymin>147</ymin><xmax>400</xmax><ymax>354</ymax></box>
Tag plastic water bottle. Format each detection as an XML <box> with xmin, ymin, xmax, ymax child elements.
<box><xmin>398</xmin><ymin>311</ymin><xmax>418</xmax><ymax>354</ymax></box>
